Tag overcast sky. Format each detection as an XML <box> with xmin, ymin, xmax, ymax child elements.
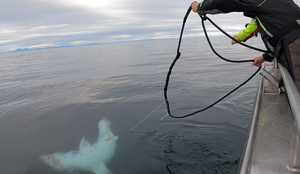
<box><xmin>1</xmin><ymin>0</ymin><xmax>300</xmax><ymax>53</ymax></box>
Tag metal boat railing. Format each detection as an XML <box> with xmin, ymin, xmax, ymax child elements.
<box><xmin>279</xmin><ymin>63</ymin><xmax>300</xmax><ymax>172</ymax></box>
<box><xmin>237</xmin><ymin>62</ymin><xmax>300</xmax><ymax>173</ymax></box>
<box><xmin>237</xmin><ymin>71</ymin><xmax>263</xmax><ymax>174</ymax></box>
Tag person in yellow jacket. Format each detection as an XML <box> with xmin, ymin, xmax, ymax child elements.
<box><xmin>231</xmin><ymin>20</ymin><xmax>259</xmax><ymax>45</ymax></box>
<box><xmin>191</xmin><ymin>0</ymin><xmax>300</xmax><ymax>91</ymax></box>
<box><xmin>191</xmin><ymin>0</ymin><xmax>300</xmax><ymax>92</ymax></box>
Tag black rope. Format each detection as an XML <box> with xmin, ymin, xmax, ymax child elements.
<box><xmin>165</xmin><ymin>67</ymin><xmax>261</xmax><ymax>118</ymax></box>
<box><xmin>164</xmin><ymin>8</ymin><xmax>264</xmax><ymax>119</ymax></box>
<box><xmin>201</xmin><ymin>15</ymin><xmax>267</xmax><ymax>53</ymax></box>
<box><xmin>201</xmin><ymin>16</ymin><xmax>254</xmax><ymax>63</ymax></box>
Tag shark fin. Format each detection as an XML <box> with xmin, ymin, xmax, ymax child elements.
<box><xmin>90</xmin><ymin>162</ymin><xmax>111</xmax><ymax>174</ymax></box>
<box><xmin>114</xmin><ymin>136</ymin><xmax>118</xmax><ymax>140</ymax></box>
<box><xmin>79</xmin><ymin>136</ymin><xmax>92</xmax><ymax>153</ymax></box>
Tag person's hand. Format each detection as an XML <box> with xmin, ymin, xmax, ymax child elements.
<box><xmin>191</xmin><ymin>1</ymin><xmax>199</xmax><ymax>12</ymax></box>
<box><xmin>231</xmin><ymin>35</ymin><xmax>239</xmax><ymax>45</ymax></box>
<box><xmin>252</xmin><ymin>56</ymin><xmax>265</xmax><ymax>67</ymax></box>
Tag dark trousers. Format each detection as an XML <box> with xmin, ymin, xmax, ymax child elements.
<box><xmin>289</xmin><ymin>37</ymin><xmax>300</xmax><ymax>92</ymax></box>
<box><xmin>276</xmin><ymin>28</ymin><xmax>300</xmax><ymax>92</ymax></box>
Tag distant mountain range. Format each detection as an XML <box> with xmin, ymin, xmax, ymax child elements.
<box><xmin>2</xmin><ymin>38</ymin><xmax>178</xmax><ymax>54</ymax></box>
<box><xmin>2</xmin><ymin>36</ymin><xmax>222</xmax><ymax>54</ymax></box>
<box><xmin>4</xmin><ymin>43</ymin><xmax>100</xmax><ymax>54</ymax></box>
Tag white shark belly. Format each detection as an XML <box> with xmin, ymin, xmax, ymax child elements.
<box><xmin>40</xmin><ymin>119</ymin><xmax>118</xmax><ymax>174</ymax></box>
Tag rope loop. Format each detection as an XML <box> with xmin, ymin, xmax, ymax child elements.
<box><xmin>200</xmin><ymin>15</ymin><xmax>208</xmax><ymax>21</ymax></box>
<box><xmin>164</xmin><ymin>6</ymin><xmax>265</xmax><ymax>118</ymax></box>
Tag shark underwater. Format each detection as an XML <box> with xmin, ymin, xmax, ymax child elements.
<box><xmin>40</xmin><ymin>119</ymin><xmax>118</xmax><ymax>174</ymax></box>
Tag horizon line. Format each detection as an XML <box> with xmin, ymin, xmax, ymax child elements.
<box><xmin>0</xmin><ymin>35</ymin><xmax>229</xmax><ymax>54</ymax></box>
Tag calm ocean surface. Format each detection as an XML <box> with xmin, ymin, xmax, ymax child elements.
<box><xmin>0</xmin><ymin>37</ymin><xmax>264</xmax><ymax>174</ymax></box>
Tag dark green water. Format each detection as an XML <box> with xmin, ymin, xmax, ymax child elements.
<box><xmin>0</xmin><ymin>37</ymin><xmax>264</xmax><ymax>174</ymax></box>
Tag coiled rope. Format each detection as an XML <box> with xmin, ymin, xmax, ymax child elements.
<box><xmin>164</xmin><ymin>6</ymin><xmax>266</xmax><ymax>118</ymax></box>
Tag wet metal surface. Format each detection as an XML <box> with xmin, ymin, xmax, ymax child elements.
<box><xmin>249</xmin><ymin>93</ymin><xmax>294</xmax><ymax>174</ymax></box>
<box><xmin>249</xmin><ymin>63</ymin><xmax>295</xmax><ymax>173</ymax></box>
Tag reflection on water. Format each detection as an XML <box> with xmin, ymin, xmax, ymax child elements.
<box><xmin>0</xmin><ymin>37</ymin><xmax>264</xmax><ymax>174</ymax></box>
<box><xmin>132</xmin><ymin>116</ymin><xmax>247</xmax><ymax>174</ymax></box>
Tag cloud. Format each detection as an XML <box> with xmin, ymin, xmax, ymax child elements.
<box><xmin>4</xmin><ymin>0</ymin><xmax>292</xmax><ymax>52</ymax></box>
<box><xmin>27</xmin><ymin>43</ymin><xmax>54</xmax><ymax>48</ymax></box>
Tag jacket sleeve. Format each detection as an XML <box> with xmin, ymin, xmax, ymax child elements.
<box><xmin>263</xmin><ymin>52</ymin><xmax>275</xmax><ymax>62</ymax></box>
<box><xmin>197</xmin><ymin>0</ymin><xmax>224</xmax><ymax>15</ymax></box>
<box><xmin>197</xmin><ymin>0</ymin><xmax>259</xmax><ymax>15</ymax></box>
<box><xmin>237</xmin><ymin>21</ymin><xmax>257</xmax><ymax>41</ymax></box>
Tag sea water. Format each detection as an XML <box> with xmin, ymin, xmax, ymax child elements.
<box><xmin>0</xmin><ymin>37</ymin><xmax>264</xmax><ymax>174</ymax></box>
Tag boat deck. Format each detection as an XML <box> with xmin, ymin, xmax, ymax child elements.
<box><xmin>250</xmin><ymin>89</ymin><xmax>294</xmax><ymax>173</ymax></box>
<box><xmin>239</xmin><ymin>62</ymin><xmax>298</xmax><ymax>174</ymax></box>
